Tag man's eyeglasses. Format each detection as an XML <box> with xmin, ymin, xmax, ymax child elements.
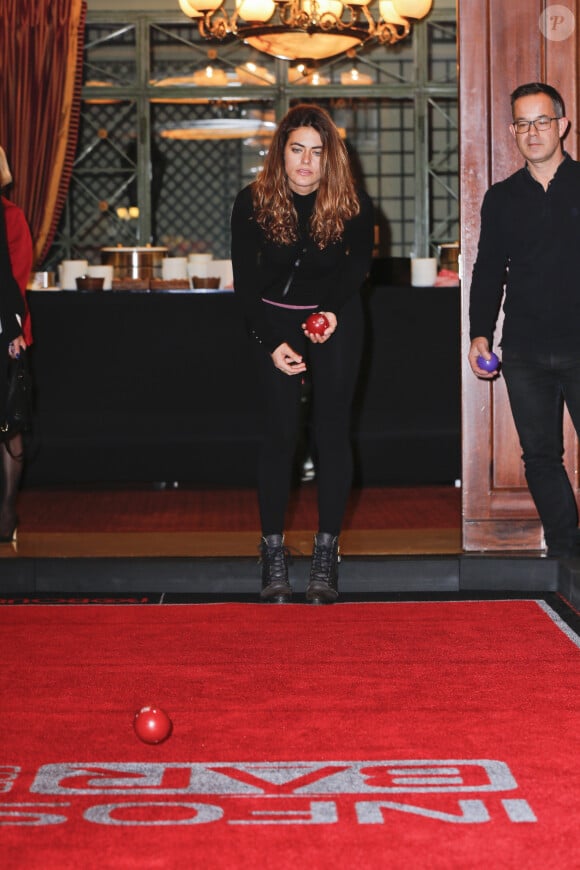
<box><xmin>512</xmin><ymin>116</ymin><xmax>560</xmax><ymax>134</ymax></box>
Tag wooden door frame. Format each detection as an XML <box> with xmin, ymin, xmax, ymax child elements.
<box><xmin>459</xmin><ymin>0</ymin><xmax>580</xmax><ymax>551</ymax></box>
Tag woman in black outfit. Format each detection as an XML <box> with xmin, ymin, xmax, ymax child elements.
<box><xmin>231</xmin><ymin>103</ymin><xmax>374</xmax><ymax>604</ymax></box>
<box><xmin>0</xmin><ymin>147</ymin><xmax>33</xmax><ymax>543</ymax></box>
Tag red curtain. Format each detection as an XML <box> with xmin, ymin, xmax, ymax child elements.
<box><xmin>0</xmin><ymin>0</ymin><xmax>86</xmax><ymax>266</ymax></box>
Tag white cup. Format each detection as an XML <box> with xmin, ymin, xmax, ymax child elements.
<box><xmin>87</xmin><ymin>264</ymin><xmax>114</xmax><ymax>290</ymax></box>
<box><xmin>187</xmin><ymin>261</ymin><xmax>208</xmax><ymax>283</ymax></box>
<box><xmin>59</xmin><ymin>259</ymin><xmax>89</xmax><ymax>290</ymax></box>
<box><xmin>162</xmin><ymin>257</ymin><xmax>188</xmax><ymax>281</ymax></box>
<box><xmin>187</xmin><ymin>253</ymin><xmax>212</xmax><ymax>281</ymax></box>
<box><xmin>209</xmin><ymin>259</ymin><xmax>234</xmax><ymax>289</ymax></box>
<box><xmin>411</xmin><ymin>257</ymin><xmax>438</xmax><ymax>287</ymax></box>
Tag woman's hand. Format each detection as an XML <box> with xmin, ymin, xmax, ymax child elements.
<box><xmin>8</xmin><ymin>336</ymin><xmax>26</xmax><ymax>359</ymax></box>
<box><xmin>302</xmin><ymin>311</ymin><xmax>337</xmax><ymax>344</ymax></box>
<box><xmin>271</xmin><ymin>342</ymin><xmax>307</xmax><ymax>376</ymax></box>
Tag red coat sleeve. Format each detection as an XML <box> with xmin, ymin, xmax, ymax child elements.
<box><xmin>2</xmin><ymin>196</ymin><xmax>34</xmax><ymax>344</ymax></box>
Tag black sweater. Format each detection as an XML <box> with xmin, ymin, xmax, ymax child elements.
<box><xmin>469</xmin><ymin>153</ymin><xmax>580</xmax><ymax>353</ymax></box>
<box><xmin>230</xmin><ymin>184</ymin><xmax>374</xmax><ymax>352</ymax></box>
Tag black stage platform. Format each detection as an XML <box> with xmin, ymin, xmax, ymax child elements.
<box><xmin>2</xmin><ymin>555</ymin><xmax>579</xmax><ymax>611</ymax></box>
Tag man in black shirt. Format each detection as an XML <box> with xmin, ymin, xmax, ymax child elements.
<box><xmin>468</xmin><ymin>81</ymin><xmax>580</xmax><ymax>557</ymax></box>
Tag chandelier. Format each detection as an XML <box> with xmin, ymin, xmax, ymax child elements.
<box><xmin>178</xmin><ymin>0</ymin><xmax>433</xmax><ymax>62</ymax></box>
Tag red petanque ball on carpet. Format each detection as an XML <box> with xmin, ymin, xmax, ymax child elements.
<box><xmin>133</xmin><ymin>706</ymin><xmax>172</xmax><ymax>744</ymax></box>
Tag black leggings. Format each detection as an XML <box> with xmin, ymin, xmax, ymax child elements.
<box><xmin>252</xmin><ymin>294</ymin><xmax>364</xmax><ymax>536</ymax></box>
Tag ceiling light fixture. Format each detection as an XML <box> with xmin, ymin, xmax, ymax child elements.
<box><xmin>340</xmin><ymin>64</ymin><xmax>373</xmax><ymax>85</ymax></box>
<box><xmin>178</xmin><ymin>0</ymin><xmax>433</xmax><ymax>62</ymax></box>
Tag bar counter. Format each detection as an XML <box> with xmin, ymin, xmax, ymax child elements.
<box><xmin>24</xmin><ymin>285</ymin><xmax>460</xmax><ymax>487</ymax></box>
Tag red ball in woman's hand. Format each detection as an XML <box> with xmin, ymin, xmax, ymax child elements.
<box><xmin>305</xmin><ymin>313</ymin><xmax>330</xmax><ymax>335</ymax></box>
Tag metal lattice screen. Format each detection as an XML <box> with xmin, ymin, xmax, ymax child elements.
<box><xmin>48</xmin><ymin>101</ymin><xmax>140</xmax><ymax>268</ymax></box>
<box><xmin>152</xmin><ymin>102</ymin><xmax>271</xmax><ymax>260</ymax></box>
<box><xmin>45</xmin><ymin>12</ymin><xmax>457</xmax><ymax>269</ymax></box>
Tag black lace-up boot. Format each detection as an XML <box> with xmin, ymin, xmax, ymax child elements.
<box><xmin>259</xmin><ymin>534</ymin><xmax>292</xmax><ymax>603</ymax></box>
<box><xmin>305</xmin><ymin>533</ymin><xmax>340</xmax><ymax>604</ymax></box>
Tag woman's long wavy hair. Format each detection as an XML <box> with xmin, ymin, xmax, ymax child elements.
<box><xmin>252</xmin><ymin>103</ymin><xmax>360</xmax><ymax>249</ymax></box>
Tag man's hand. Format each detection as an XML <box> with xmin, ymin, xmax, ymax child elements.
<box><xmin>468</xmin><ymin>336</ymin><xmax>499</xmax><ymax>379</ymax></box>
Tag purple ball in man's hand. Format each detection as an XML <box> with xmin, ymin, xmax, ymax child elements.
<box><xmin>476</xmin><ymin>352</ymin><xmax>500</xmax><ymax>373</ymax></box>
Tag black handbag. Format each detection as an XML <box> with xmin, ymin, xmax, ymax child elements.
<box><xmin>0</xmin><ymin>351</ymin><xmax>33</xmax><ymax>442</ymax></box>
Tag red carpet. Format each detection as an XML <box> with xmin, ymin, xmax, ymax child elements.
<box><xmin>17</xmin><ymin>485</ymin><xmax>460</xmax><ymax>533</ymax></box>
<box><xmin>1</xmin><ymin>600</ymin><xmax>579</xmax><ymax>868</ymax></box>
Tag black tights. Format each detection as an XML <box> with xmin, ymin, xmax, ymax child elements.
<box><xmin>253</xmin><ymin>295</ymin><xmax>364</xmax><ymax>537</ymax></box>
<box><xmin>0</xmin><ymin>433</ymin><xmax>23</xmax><ymax>537</ymax></box>
<box><xmin>0</xmin><ymin>335</ymin><xmax>24</xmax><ymax>537</ymax></box>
